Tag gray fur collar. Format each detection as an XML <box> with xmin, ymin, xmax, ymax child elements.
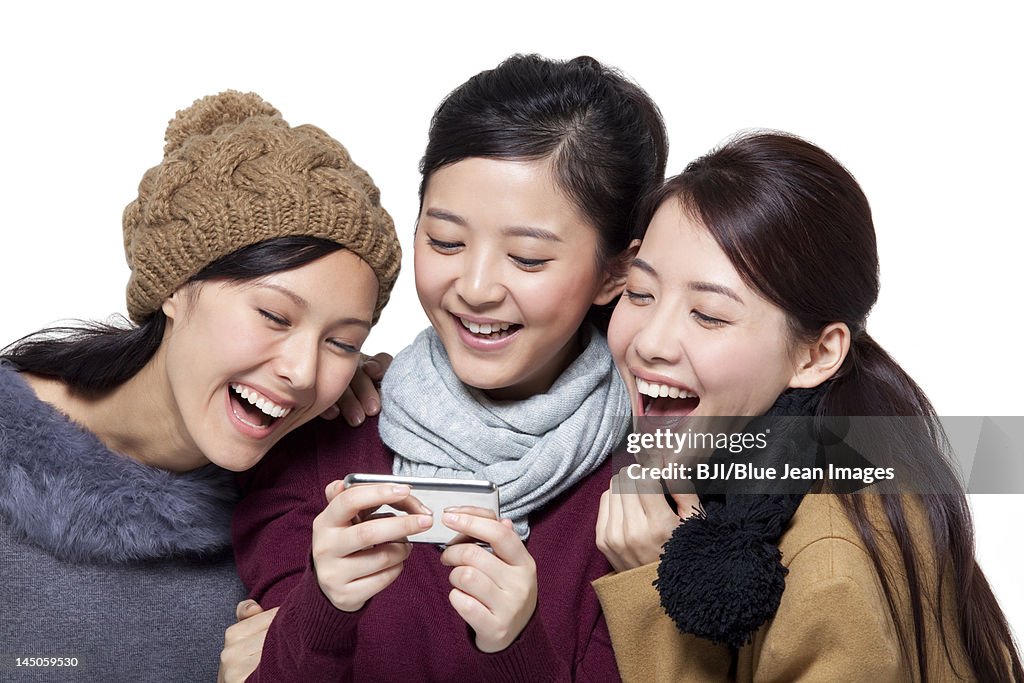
<box><xmin>0</xmin><ymin>364</ymin><xmax>237</xmax><ymax>564</ymax></box>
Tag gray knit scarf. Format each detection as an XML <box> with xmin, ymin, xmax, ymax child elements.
<box><xmin>379</xmin><ymin>326</ymin><xmax>630</xmax><ymax>539</ymax></box>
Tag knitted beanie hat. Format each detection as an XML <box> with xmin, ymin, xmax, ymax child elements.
<box><xmin>122</xmin><ymin>90</ymin><xmax>401</xmax><ymax>324</ymax></box>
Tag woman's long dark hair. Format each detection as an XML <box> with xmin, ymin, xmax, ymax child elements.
<box><xmin>644</xmin><ymin>132</ymin><xmax>1021</xmax><ymax>681</ymax></box>
<box><xmin>419</xmin><ymin>53</ymin><xmax>668</xmax><ymax>332</ymax></box>
<box><xmin>2</xmin><ymin>237</ymin><xmax>343</xmax><ymax>395</ymax></box>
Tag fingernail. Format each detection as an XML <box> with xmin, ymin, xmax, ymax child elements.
<box><xmin>393</xmin><ymin>485</ymin><xmax>410</xmax><ymax>495</ymax></box>
<box><xmin>345</xmin><ymin>408</ymin><xmax>365</xmax><ymax>426</ymax></box>
<box><xmin>366</xmin><ymin>398</ymin><xmax>380</xmax><ymax>414</ymax></box>
<box><xmin>443</xmin><ymin>512</ymin><xmax>460</xmax><ymax>525</ymax></box>
<box><xmin>418</xmin><ymin>514</ymin><xmax>433</xmax><ymax>528</ymax></box>
<box><xmin>364</xmin><ymin>359</ymin><xmax>381</xmax><ymax>373</ymax></box>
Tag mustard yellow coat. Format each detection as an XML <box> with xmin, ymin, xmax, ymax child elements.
<box><xmin>592</xmin><ymin>494</ymin><xmax>977</xmax><ymax>682</ymax></box>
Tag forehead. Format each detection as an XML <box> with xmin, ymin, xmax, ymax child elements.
<box><xmin>215</xmin><ymin>250</ymin><xmax>378</xmax><ymax>322</ymax></box>
<box><xmin>637</xmin><ymin>200</ymin><xmax>739</xmax><ymax>284</ymax></box>
<box><xmin>422</xmin><ymin>157</ymin><xmax>595</xmax><ymax>241</ymax></box>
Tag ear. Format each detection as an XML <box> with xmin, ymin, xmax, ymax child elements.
<box><xmin>593</xmin><ymin>239</ymin><xmax>641</xmax><ymax>306</ymax></box>
<box><xmin>161</xmin><ymin>291</ymin><xmax>182</xmax><ymax>322</ymax></box>
<box><xmin>788</xmin><ymin>322</ymin><xmax>851</xmax><ymax>389</ymax></box>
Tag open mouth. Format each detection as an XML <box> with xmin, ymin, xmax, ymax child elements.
<box><xmin>228</xmin><ymin>383</ymin><xmax>292</xmax><ymax>430</ymax></box>
<box><xmin>455</xmin><ymin>315</ymin><xmax>523</xmax><ymax>340</ymax></box>
<box><xmin>635</xmin><ymin>377</ymin><xmax>700</xmax><ymax>417</ymax></box>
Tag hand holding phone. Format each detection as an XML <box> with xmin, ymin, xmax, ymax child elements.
<box><xmin>311</xmin><ymin>481</ymin><xmax>433</xmax><ymax>612</ymax></box>
<box><xmin>439</xmin><ymin>510</ymin><xmax>538</xmax><ymax>653</ymax></box>
<box><xmin>342</xmin><ymin>473</ymin><xmax>500</xmax><ymax>545</ymax></box>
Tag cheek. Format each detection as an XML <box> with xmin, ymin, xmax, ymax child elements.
<box><xmin>516</xmin><ymin>267</ymin><xmax>602</xmax><ymax>324</ymax></box>
<box><xmin>315</xmin><ymin>357</ymin><xmax>361</xmax><ymax>408</ymax></box>
<box><xmin>413</xmin><ymin>248</ymin><xmax>449</xmax><ymax>303</ymax></box>
<box><xmin>607</xmin><ymin>303</ymin><xmax>642</xmax><ymax>364</ymax></box>
<box><xmin>694</xmin><ymin>334</ymin><xmax>792</xmax><ymax>412</ymax></box>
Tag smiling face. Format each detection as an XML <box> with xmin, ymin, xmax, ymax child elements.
<box><xmin>160</xmin><ymin>248</ymin><xmax>378</xmax><ymax>471</ymax></box>
<box><xmin>414</xmin><ymin>157</ymin><xmax>621</xmax><ymax>401</ymax></box>
<box><xmin>608</xmin><ymin>199</ymin><xmax>801</xmax><ymax>420</ymax></box>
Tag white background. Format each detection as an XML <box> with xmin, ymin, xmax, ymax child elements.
<box><xmin>2</xmin><ymin>1</ymin><xmax>1021</xmax><ymax>641</ymax></box>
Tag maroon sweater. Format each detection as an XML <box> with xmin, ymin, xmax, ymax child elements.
<box><xmin>233</xmin><ymin>416</ymin><xmax>621</xmax><ymax>682</ymax></box>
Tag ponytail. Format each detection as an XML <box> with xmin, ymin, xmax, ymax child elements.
<box><xmin>2</xmin><ymin>316</ymin><xmax>165</xmax><ymax>396</ymax></box>
<box><xmin>825</xmin><ymin>331</ymin><xmax>934</xmax><ymax>417</ymax></box>
<box><xmin>825</xmin><ymin>331</ymin><xmax>1022</xmax><ymax>681</ymax></box>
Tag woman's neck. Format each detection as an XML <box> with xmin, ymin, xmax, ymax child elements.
<box><xmin>23</xmin><ymin>351</ymin><xmax>207</xmax><ymax>473</ymax></box>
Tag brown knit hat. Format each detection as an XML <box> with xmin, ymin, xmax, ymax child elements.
<box><xmin>123</xmin><ymin>90</ymin><xmax>400</xmax><ymax>324</ymax></box>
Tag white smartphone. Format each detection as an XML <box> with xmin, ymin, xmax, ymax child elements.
<box><xmin>342</xmin><ymin>473</ymin><xmax>500</xmax><ymax>545</ymax></box>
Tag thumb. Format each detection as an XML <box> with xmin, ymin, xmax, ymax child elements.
<box><xmin>324</xmin><ymin>479</ymin><xmax>346</xmax><ymax>503</ymax></box>
<box><xmin>669</xmin><ymin>491</ymin><xmax>701</xmax><ymax>520</ymax></box>
<box><xmin>235</xmin><ymin>599</ymin><xmax>265</xmax><ymax>621</ymax></box>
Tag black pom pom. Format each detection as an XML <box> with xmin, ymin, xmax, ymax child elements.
<box><xmin>655</xmin><ymin>498</ymin><xmax>791</xmax><ymax>649</ymax></box>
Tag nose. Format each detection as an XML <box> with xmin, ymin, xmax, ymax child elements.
<box><xmin>274</xmin><ymin>333</ymin><xmax>320</xmax><ymax>392</ymax></box>
<box><xmin>632</xmin><ymin>301</ymin><xmax>685</xmax><ymax>366</ymax></box>
<box><xmin>454</xmin><ymin>250</ymin><xmax>505</xmax><ymax>308</ymax></box>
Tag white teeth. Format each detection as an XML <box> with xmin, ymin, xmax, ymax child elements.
<box><xmin>458</xmin><ymin>317</ymin><xmax>513</xmax><ymax>335</ymax></box>
<box><xmin>634</xmin><ymin>377</ymin><xmax>697</xmax><ymax>402</ymax></box>
<box><xmin>230</xmin><ymin>383</ymin><xmax>292</xmax><ymax>419</ymax></box>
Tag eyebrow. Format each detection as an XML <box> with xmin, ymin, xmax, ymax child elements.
<box><xmin>630</xmin><ymin>259</ymin><xmax>745</xmax><ymax>304</ymax></box>
<box><xmin>260</xmin><ymin>284</ymin><xmax>372</xmax><ymax>329</ymax></box>
<box><xmin>689</xmin><ymin>281</ymin><xmax>744</xmax><ymax>304</ymax></box>
<box><xmin>631</xmin><ymin>258</ymin><xmax>658</xmax><ymax>277</ymax></box>
<box><xmin>423</xmin><ymin>208</ymin><xmax>563</xmax><ymax>243</ymax></box>
<box><xmin>424</xmin><ymin>208</ymin><xmax>466</xmax><ymax>226</ymax></box>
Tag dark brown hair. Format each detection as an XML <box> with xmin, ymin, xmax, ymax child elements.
<box><xmin>645</xmin><ymin>131</ymin><xmax>1021</xmax><ymax>681</ymax></box>
<box><xmin>2</xmin><ymin>237</ymin><xmax>342</xmax><ymax>395</ymax></box>
<box><xmin>420</xmin><ymin>53</ymin><xmax>668</xmax><ymax>332</ymax></box>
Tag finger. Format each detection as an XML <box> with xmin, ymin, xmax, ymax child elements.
<box><xmin>440</xmin><ymin>542</ymin><xmax>506</xmax><ymax>578</ymax></box>
<box><xmin>616</xmin><ymin>470</ymin><xmax>650</xmax><ymax>529</ymax></box>
<box><xmin>334</xmin><ymin>513</ymin><xmax>433</xmax><ymax>556</ymax></box>
<box><xmin>319</xmin><ymin>403</ymin><xmax>341</xmax><ymax>421</ymax></box>
<box><xmin>337</xmin><ymin>387</ymin><xmax>367</xmax><ymax>427</ymax></box>
<box><xmin>333</xmin><ymin>560</ymin><xmax>407</xmax><ymax>608</ymax></box>
<box><xmin>363</xmin><ymin>352</ymin><xmax>393</xmax><ymax>381</ymax></box>
<box><xmin>447</xmin><ymin>563</ymin><xmax>501</xmax><ymax>610</ymax></box>
<box><xmin>235</xmin><ymin>599</ymin><xmax>263</xmax><ymax>622</ymax></box>
<box><xmin>390</xmin><ymin>493</ymin><xmax>433</xmax><ymax>516</ymax></box>
<box><xmin>443</xmin><ymin>505</ymin><xmax>498</xmax><ymax>521</ymax></box>
<box><xmin>341</xmin><ymin>542</ymin><xmax>413</xmax><ymax>581</ymax></box>
<box><xmin>324</xmin><ymin>484</ymin><xmax>412</xmax><ymax>522</ymax></box>
<box><xmin>226</xmin><ymin>606</ymin><xmax>280</xmax><ymax>638</ymax></box>
<box><xmin>606</xmin><ymin>475</ymin><xmax>626</xmax><ymax>548</ymax></box>
<box><xmin>670</xmin><ymin>491</ymin><xmax>702</xmax><ymax>519</ymax></box>
<box><xmin>324</xmin><ymin>480</ymin><xmax>346</xmax><ymax>504</ymax></box>
<box><xmin>596</xmin><ymin>487</ymin><xmax>611</xmax><ymax>548</ymax></box>
<box><xmin>347</xmin><ymin>365</ymin><xmax>380</xmax><ymax>418</ymax></box>
<box><xmin>442</xmin><ymin>512</ymin><xmax>529</xmax><ymax>565</ymax></box>
<box><xmin>631</xmin><ymin>466</ymin><xmax>671</xmax><ymax>517</ymax></box>
<box><xmin>449</xmin><ymin>587</ymin><xmax>498</xmax><ymax>627</ymax></box>
<box><xmin>320</xmin><ymin>484</ymin><xmax>415</xmax><ymax>527</ymax></box>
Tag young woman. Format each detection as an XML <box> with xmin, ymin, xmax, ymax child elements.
<box><xmin>593</xmin><ymin>132</ymin><xmax>1022</xmax><ymax>681</ymax></box>
<box><xmin>229</xmin><ymin>54</ymin><xmax>667</xmax><ymax>680</ymax></box>
<box><xmin>0</xmin><ymin>90</ymin><xmax>400</xmax><ymax>680</ymax></box>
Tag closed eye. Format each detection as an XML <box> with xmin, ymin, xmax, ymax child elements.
<box><xmin>624</xmin><ymin>290</ymin><xmax>653</xmax><ymax>304</ymax></box>
<box><xmin>692</xmin><ymin>310</ymin><xmax>728</xmax><ymax>327</ymax></box>
<box><xmin>328</xmin><ymin>339</ymin><xmax>359</xmax><ymax>354</ymax></box>
<box><xmin>258</xmin><ymin>309</ymin><xmax>290</xmax><ymax>326</ymax></box>
<box><xmin>427</xmin><ymin>237</ymin><xmax>462</xmax><ymax>252</ymax></box>
<box><xmin>510</xmin><ymin>255</ymin><xmax>552</xmax><ymax>270</ymax></box>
